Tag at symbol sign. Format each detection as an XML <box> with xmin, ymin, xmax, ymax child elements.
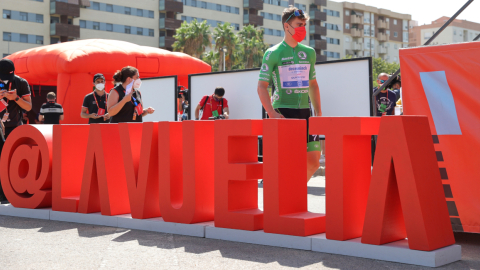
<box><xmin>0</xmin><ymin>125</ymin><xmax>53</xmax><ymax>208</ymax></box>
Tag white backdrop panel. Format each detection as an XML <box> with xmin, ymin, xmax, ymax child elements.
<box><xmin>315</xmin><ymin>59</ymin><xmax>371</xmax><ymax>117</ymax></box>
<box><xmin>190</xmin><ymin>70</ymin><xmax>263</xmax><ymax>120</ymax></box>
<box><xmin>141</xmin><ymin>76</ymin><xmax>176</xmax><ymax>122</ymax></box>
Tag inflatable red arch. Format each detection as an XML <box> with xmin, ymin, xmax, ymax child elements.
<box><xmin>5</xmin><ymin>39</ymin><xmax>211</xmax><ymax>124</ymax></box>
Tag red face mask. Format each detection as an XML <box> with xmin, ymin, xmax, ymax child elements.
<box><xmin>288</xmin><ymin>24</ymin><xmax>307</xmax><ymax>42</ymax></box>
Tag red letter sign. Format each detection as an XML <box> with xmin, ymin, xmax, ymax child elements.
<box><xmin>361</xmin><ymin>116</ymin><xmax>455</xmax><ymax>251</ymax></box>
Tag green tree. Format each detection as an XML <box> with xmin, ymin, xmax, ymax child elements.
<box><xmin>202</xmin><ymin>50</ymin><xmax>219</xmax><ymax>72</ymax></box>
<box><xmin>236</xmin><ymin>26</ymin><xmax>268</xmax><ymax>69</ymax></box>
<box><xmin>371</xmin><ymin>57</ymin><xmax>400</xmax><ymax>88</ymax></box>
<box><xmin>173</xmin><ymin>19</ymin><xmax>211</xmax><ymax>58</ymax></box>
<box><xmin>213</xmin><ymin>23</ymin><xmax>237</xmax><ymax>71</ymax></box>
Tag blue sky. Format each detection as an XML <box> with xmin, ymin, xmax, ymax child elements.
<box><xmin>346</xmin><ymin>0</ymin><xmax>480</xmax><ymax>25</ymax></box>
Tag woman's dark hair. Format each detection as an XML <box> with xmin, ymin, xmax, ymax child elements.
<box><xmin>214</xmin><ymin>87</ymin><xmax>225</xmax><ymax>97</ymax></box>
<box><xmin>113</xmin><ymin>66</ymin><xmax>138</xmax><ymax>83</ymax></box>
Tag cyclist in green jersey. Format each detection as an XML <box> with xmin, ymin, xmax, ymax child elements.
<box><xmin>257</xmin><ymin>6</ymin><xmax>322</xmax><ymax>182</ymax></box>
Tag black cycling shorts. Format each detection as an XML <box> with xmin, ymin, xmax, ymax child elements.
<box><xmin>274</xmin><ymin>108</ymin><xmax>321</xmax><ymax>152</ymax></box>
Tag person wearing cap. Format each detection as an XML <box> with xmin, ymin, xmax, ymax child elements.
<box><xmin>81</xmin><ymin>73</ymin><xmax>110</xmax><ymax>123</ymax></box>
<box><xmin>0</xmin><ymin>58</ymin><xmax>32</xmax><ymax>203</ymax></box>
<box><xmin>39</xmin><ymin>92</ymin><xmax>64</xmax><ymax>124</ymax></box>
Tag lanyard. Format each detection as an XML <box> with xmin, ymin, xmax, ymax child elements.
<box><xmin>210</xmin><ymin>95</ymin><xmax>222</xmax><ymax>113</ymax></box>
<box><xmin>93</xmin><ymin>91</ymin><xmax>107</xmax><ymax>110</ymax></box>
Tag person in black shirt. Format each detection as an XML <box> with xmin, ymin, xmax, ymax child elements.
<box><xmin>39</xmin><ymin>92</ymin><xmax>64</xmax><ymax>124</ymax></box>
<box><xmin>81</xmin><ymin>73</ymin><xmax>110</xmax><ymax>123</ymax></box>
<box><xmin>107</xmin><ymin>66</ymin><xmax>155</xmax><ymax>123</ymax></box>
<box><xmin>0</xmin><ymin>59</ymin><xmax>33</xmax><ymax>203</ymax></box>
<box><xmin>374</xmin><ymin>73</ymin><xmax>396</xmax><ymax>116</ymax></box>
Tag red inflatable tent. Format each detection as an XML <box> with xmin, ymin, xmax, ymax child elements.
<box><xmin>5</xmin><ymin>39</ymin><xmax>211</xmax><ymax>124</ymax></box>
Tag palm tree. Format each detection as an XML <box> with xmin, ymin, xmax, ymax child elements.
<box><xmin>237</xmin><ymin>25</ymin><xmax>268</xmax><ymax>69</ymax></box>
<box><xmin>202</xmin><ymin>50</ymin><xmax>219</xmax><ymax>72</ymax></box>
<box><xmin>213</xmin><ymin>23</ymin><xmax>237</xmax><ymax>71</ymax></box>
<box><xmin>173</xmin><ymin>19</ymin><xmax>211</xmax><ymax>58</ymax></box>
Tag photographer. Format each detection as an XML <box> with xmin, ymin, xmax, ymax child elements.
<box><xmin>374</xmin><ymin>73</ymin><xmax>397</xmax><ymax>116</ymax></box>
<box><xmin>178</xmin><ymin>86</ymin><xmax>189</xmax><ymax>121</ymax></box>
<box><xmin>107</xmin><ymin>66</ymin><xmax>155</xmax><ymax>123</ymax></box>
<box><xmin>0</xmin><ymin>59</ymin><xmax>32</xmax><ymax>203</ymax></box>
<box><xmin>195</xmin><ymin>87</ymin><xmax>229</xmax><ymax>120</ymax></box>
<box><xmin>81</xmin><ymin>73</ymin><xmax>110</xmax><ymax>123</ymax></box>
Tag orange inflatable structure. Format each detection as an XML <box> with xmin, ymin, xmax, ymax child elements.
<box><xmin>4</xmin><ymin>39</ymin><xmax>211</xmax><ymax>124</ymax></box>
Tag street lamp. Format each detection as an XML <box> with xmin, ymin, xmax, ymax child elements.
<box><xmin>223</xmin><ymin>47</ymin><xmax>227</xmax><ymax>72</ymax></box>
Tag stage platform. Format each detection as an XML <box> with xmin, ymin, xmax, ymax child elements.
<box><xmin>0</xmin><ymin>204</ymin><xmax>461</xmax><ymax>267</ymax></box>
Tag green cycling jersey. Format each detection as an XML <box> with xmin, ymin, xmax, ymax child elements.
<box><xmin>259</xmin><ymin>41</ymin><xmax>317</xmax><ymax>109</ymax></box>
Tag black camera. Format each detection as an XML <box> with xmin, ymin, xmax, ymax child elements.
<box><xmin>208</xmin><ymin>115</ymin><xmax>226</xmax><ymax>120</ymax></box>
<box><xmin>385</xmin><ymin>74</ymin><xmax>401</xmax><ymax>90</ymax></box>
<box><xmin>177</xmin><ymin>86</ymin><xmax>189</xmax><ymax>99</ymax></box>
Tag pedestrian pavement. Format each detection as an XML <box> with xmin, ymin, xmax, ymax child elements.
<box><xmin>0</xmin><ymin>176</ymin><xmax>479</xmax><ymax>269</ymax></box>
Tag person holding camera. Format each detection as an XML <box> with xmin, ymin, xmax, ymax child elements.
<box><xmin>374</xmin><ymin>73</ymin><xmax>397</xmax><ymax>116</ymax></box>
<box><xmin>195</xmin><ymin>87</ymin><xmax>229</xmax><ymax>120</ymax></box>
<box><xmin>107</xmin><ymin>66</ymin><xmax>155</xmax><ymax>123</ymax></box>
<box><xmin>178</xmin><ymin>86</ymin><xmax>189</xmax><ymax>121</ymax></box>
<box><xmin>0</xmin><ymin>58</ymin><xmax>32</xmax><ymax>203</ymax></box>
<box><xmin>81</xmin><ymin>73</ymin><xmax>110</xmax><ymax>123</ymax></box>
<box><xmin>39</xmin><ymin>92</ymin><xmax>64</xmax><ymax>124</ymax></box>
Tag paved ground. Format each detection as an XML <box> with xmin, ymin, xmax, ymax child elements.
<box><xmin>0</xmin><ymin>176</ymin><xmax>479</xmax><ymax>269</ymax></box>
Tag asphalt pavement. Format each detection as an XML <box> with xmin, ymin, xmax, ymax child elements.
<box><xmin>0</xmin><ymin>176</ymin><xmax>479</xmax><ymax>269</ymax></box>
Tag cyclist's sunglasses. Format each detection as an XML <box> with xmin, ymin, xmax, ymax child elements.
<box><xmin>380</xmin><ymin>80</ymin><xmax>386</xmax><ymax>83</ymax></box>
<box><xmin>285</xmin><ymin>9</ymin><xmax>305</xmax><ymax>23</ymax></box>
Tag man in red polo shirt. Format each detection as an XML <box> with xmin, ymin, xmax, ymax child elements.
<box><xmin>195</xmin><ymin>87</ymin><xmax>230</xmax><ymax>120</ymax></box>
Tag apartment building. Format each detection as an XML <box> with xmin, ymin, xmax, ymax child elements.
<box><xmin>2</xmin><ymin>0</ymin><xmax>411</xmax><ymax>64</ymax></box>
<box><xmin>342</xmin><ymin>2</ymin><xmax>410</xmax><ymax>63</ymax></box>
<box><xmin>409</xmin><ymin>17</ymin><xmax>480</xmax><ymax>48</ymax></box>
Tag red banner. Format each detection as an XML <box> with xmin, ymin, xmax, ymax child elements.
<box><xmin>400</xmin><ymin>42</ymin><xmax>480</xmax><ymax>233</ymax></box>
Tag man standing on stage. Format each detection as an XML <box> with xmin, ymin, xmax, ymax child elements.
<box><xmin>257</xmin><ymin>6</ymin><xmax>322</xmax><ymax>182</ymax></box>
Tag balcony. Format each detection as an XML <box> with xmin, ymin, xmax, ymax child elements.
<box><xmin>159</xmin><ymin>0</ymin><xmax>183</xmax><ymax>13</ymax></box>
<box><xmin>243</xmin><ymin>14</ymin><xmax>263</xmax><ymax>27</ymax></box>
<box><xmin>50</xmin><ymin>1</ymin><xmax>80</xmax><ymax>17</ymax></box>
<box><xmin>378</xmin><ymin>45</ymin><xmax>387</xmax><ymax>54</ymax></box>
<box><xmin>313</xmin><ymin>0</ymin><xmax>327</xmax><ymax>6</ymax></box>
<box><xmin>351</xmin><ymin>28</ymin><xmax>363</xmax><ymax>37</ymax></box>
<box><xmin>351</xmin><ymin>15</ymin><xmax>363</xmax><ymax>25</ymax></box>
<box><xmin>309</xmin><ymin>25</ymin><xmax>326</xmax><ymax>36</ymax></box>
<box><xmin>243</xmin><ymin>0</ymin><xmax>263</xmax><ymax>10</ymax></box>
<box><xmin>309</xmin><ymin>39</ymin><xmax>327</xmax><ymax>50</ymax></box>
<box><xmin>316</xmin><ymin>54</ymin><xmax>327</xmax><ymax>62</ymax></box>
<box><xmin>377</xmin><ymin>20</ymin><xmax>389</xmax><ymax>29</ymax></box>
<box><xmin>352</xmin><ymin>42</ymin><xmax>363</xmax><ymax>51</ymax></box>
<box><xmin>159</xmin><ymin>36</ymin><xmax>175</xmax><ymax>49</ymax></box>
<box><xmin>309</xmin><ymin>10</ymin><xmax>326</xmax><ymax>21</ymax></box>
<box><xmin>159</xmin><ymin>18</ymin><xmax>182</xmax><ymax>30</ymax></box>
<box><xmin>50</xmin><ymin>23</ymin><xmax>80</xmax><ymax>38</ymax></box>
<box><xmin>378</xmin><ymin>33</ymin><xmax>389</xmax><ymax>42</ymax></box>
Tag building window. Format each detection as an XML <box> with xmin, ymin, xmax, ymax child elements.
<box><xmin>3</xmin><ymin>54</ymin><xmax>10</xmax><ymax>58</ymax></box>
<box><xmin>3</xmin><ymin>10</ymin><xmax>11</xmax><ymax>19</ymax></box>
<box><xmin>345</xmin><ymin>10</ymin><xmax>350</xmax><ymax>16</ymax></box>
<box><xmin>394</xmin><ymin>31</ymin><xmax>398</xmax><ymax>37</ymax></box>
<box><xmin>92</xmin><ymin>2</ymin><xmax>100</xmax><ymax>10</ymax></box>
<box><xmin>36</xmin><ymin>35</ymin><xmax>43</xmax><ymax>44</ymax></box>
<box><xmin>137</xmin><ymin>27</ymin><xmax>143</xmax><ymax>35</ymax></box>
<box><xmin>36</xmin><ymin>14</ymin><xmax>43</xmax><ymax>23</ymax></box>
<box><xmin>50</xmin><ymin>37</ymin><xmax>59</xmax><ymax>44</ymax></box>
<box><xmin>454</xmin><ymin>30</ymin><xmax>456</xmax><ymax>35</ymax></box>
<box><xmin>235</xmin><ymin>8</ymin><xmax>239</xmax><ymax>14</ymax></box>
<box><xmin>201</xmin><ymin>2</ymin><xmax>207</xmax><ymax>8</ymax></box>
<box><xmin>192</xmin><ymin>0</ymin><xmax>197</xmax><ymax>7</ymax></box>
<box><xmin>149</xmin><ymin>29</ymin><xmax>154</xmax><ymax>36</ymax></box>
<box><xmin>386</xmin><ymin>30</ymin><xmax>390</xmax><ymax>36</ymax></box>
<box><xmin>80</xmin><ymin>20</ymin><xmax>86</xmax><ymax>28</ymax></box>
<box><xmin>137</xmin><ymin>9</ymin><xmax>143</xmax><ymax>17</ymax></box>
<box><xmin>226</xmin><ymin>6</ymin><xmax>230</xmax><ymax>13</ymax></box>
<box><xmin>106</xmin><ymin>4</ymin><xmax>113</xmax><ymax>12</ymax></box>
<box><xmin>393</xmin><ymin>19</ymin><xmax>397</xmax><ymax>25</ymax></box>
<box><xmin>20</xmin><ymin>12</ymin><xmax>28</xmax><ymax>21</ymax></box>
<box><xmin>394</xmin><ymin>44</ymin><xmax>398</xmax><ymax>49</ymax></box>
<box><xmin>93</xmin><ymin>22</ymin><xmax>100</xmax><ymax>30</ymax></box>
<box><xmin>345</xmin><ymin>23</ymin><xmax>350</xmax><ymax>30</ymax></box>
<box><xmin>149</xmin><ymin>11</ymin><xmax>154</xmax><ymax>18</ymax></box>
<box><xmin>3</xmin><ymin>32</ymin><xmax>11</xmax><ymax>41</ymax></box>
<box><xmin>216</xmin><ymin>4</ymin><xmax>221</xmax><ymax>11</ymax></box>
<box><xmin>106</xmin><ymin>23</ymin><xmax>113</xmax><ymax>31</ymax></box>
<box><xmin>125</xmin><ymin>26</ymin><xmax>131</xmax><ymax>34</ymax></box>
<box><xmin>125</xmin><ymin>7</ymin><xmax>131</xmax><ymax>15</ymax></box>
<box><xmin>276</xmin><ymin>30</ymin><xmax>281</xmax><ymax>36</ymax></box>
<box><xmin>20</xmin><ymin>34</ymin><xmax>28</xmax><ymax>43</ymax></box>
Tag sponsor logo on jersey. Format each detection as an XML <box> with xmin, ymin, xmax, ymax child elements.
<box><xmin>299</xmin><ymin>61</ymin><xmax>310</xmax><ymax>64</ymax></box>
<box><xmin>294</xmin><ymin>90</ymin><xmax>309</xmax><ymax>94</ymax></box>
<box><xmin>286</xmin><ymin>89</ymin><xmax>293</xmax><ymax>94</ymax></box>
<box><xmin>282</xmin><ymin>61</ymin><xmax>294</xmax><ymax>65</ymax></box>
<box><xmin>265</xmin><ymin>51</ymin><xmax>273</xmax><ymax>61</ymax></box>
<box><xmin>261</xmin><ymin>64</ymin><xmax>269</xmax><ymax>72</ymax></box>
<box><xmin>282</xmin><ymin>57</ymin><xmax>293</xmax><ymax>61</ymax></box>
<box><xmin>288</xmin><ymin>66</ymin><xmax>308</xmax><ymax>72</ymax></box>
<box><xmin>298</xmin><ymin>51</ymin><xmax>307</xmax><ymax>60</ymax></box>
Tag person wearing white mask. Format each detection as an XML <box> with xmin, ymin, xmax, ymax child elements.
<box><xmin>81</xmin><ymin>73</ymin><xmax>111</xmax><ymax>123</ymax></box>
<box><xmin>107</xmin><ymin>66</ymin><xmax>155</xmax><ymax>123</ymax></box>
